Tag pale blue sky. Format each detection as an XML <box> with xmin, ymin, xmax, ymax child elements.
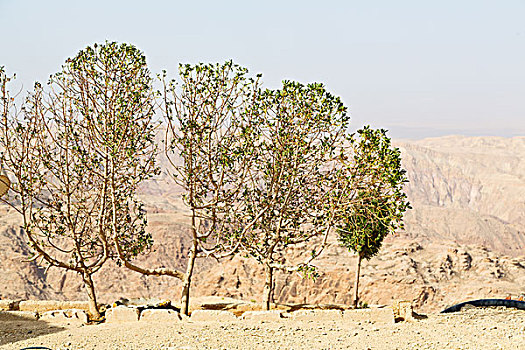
<box><xmin>1</xmin><ymin>0</ymin><xmax>524</xmax><ymax>138</ymax></box>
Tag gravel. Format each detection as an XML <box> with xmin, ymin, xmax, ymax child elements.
<box><xmin>1</xmin><ymin>307</ymin><xmax>524</xmax><ymax>350</ymax></box>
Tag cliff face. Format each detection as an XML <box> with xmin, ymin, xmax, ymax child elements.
<box><xmin>0</xmin><ymin>135</ymin><xmax>524</xmax><ymax>312</ymax></box>
<box><xmin>398</xmin><ymin>136</ymin><xmax>525</xmax><ymax>256</ymax></box>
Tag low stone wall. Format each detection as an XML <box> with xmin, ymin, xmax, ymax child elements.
<box><xmin>105</xmin><ymin>305</ymin><xmax>140</xmax><ymax>323</ymax></box>
<box><xmin>0</xmin><ymin>309</ymin><xmax>88</xmax><ymax>324</ymax></box>
<box><xmin>189</xmin><ymin>310</ymin><xmax>238</xmax><ymax>322</ymax></box>
<box><xmin>0</xmin><ymin>299</ymin><xmax>103</xmax><ymax>313</ymax></box>
<box><xmin>140</xmin><ymin>309</ymin><xmax>182</xmax><ymax>322</ymax></box>
<box><xmin>0</xmin><ymin>299</ymin><xmax>411</xmax><ymax>325</ymax></box>
<box><xmin>19</xmin><ymin>300</ymin><xmax>94</xmax><ymax>313</ymax></box>
<box><xmin>184</xmin><ymin>308</ymin><xmax>395</xmax><ymax>324</ymax></box>
<box><xmin>40</xmin><ymin>309</ymin><xmax>89</xmax><ymax>325</ymax></box>
<box><xmin>0</xmin><ymin>300</ymin><xmax>98</xmax><ymax>325</ymax></box>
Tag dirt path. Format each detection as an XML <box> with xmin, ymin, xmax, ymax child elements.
<box><xmin>1</xmin><ymin>308</ymin><xmax>524</xmax><ymax>350</ymax></box>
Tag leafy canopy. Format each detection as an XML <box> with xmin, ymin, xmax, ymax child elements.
<box><xmin>336</xmin><ymin>126</ymin><xmax>410</xmax><ymax>260</ymax></box>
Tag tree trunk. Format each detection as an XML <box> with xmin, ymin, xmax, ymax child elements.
<box><xmin>180</xmin><ymin>236</ymin><xmax>198</xmax><ymax>316</ymax></box>
<box><xmin>263</xmin><ymin>263</ymin><xmax>274</xmax><ymax>311</ymax></box>
<box><xmin>81</xmin><ymin>270</ymin><xmax>101</xmax><ymax>320</ymax></box>
<box><xmin>353</xmin><ymin>253</ymin><xmax>363</xmax><ymax>309</ymax></box>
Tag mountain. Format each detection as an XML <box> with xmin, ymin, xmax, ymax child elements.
<box><xmin>398</xmin><ymin>136</ymin><xmax>525</xmax><ymax>256</ymax></box>
<box><xmin>0</xmin><ymin>135</ymin><xmax>523</xmax><ymax>312</ymax></box>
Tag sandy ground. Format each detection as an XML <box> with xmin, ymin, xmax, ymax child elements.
<box><xmin>1</xmin><ymin>307</ymin><xmax>524</xmax><ymax>350</ymax></box>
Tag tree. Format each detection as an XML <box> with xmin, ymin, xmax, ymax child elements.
<box><xmin>0</xmin><ymin>42</ymin><xmax>158</xmax><ymax>319</ymax></box>
<box><xmin>232</xmin><ymin>80</ymin><xmax>349</xmax><ymax>310</ymax></box>
<box><xmin>335</xmin><ymin>126</ymin><xmax>410</xmax><ymax>308</ymax></box>
<box><xmin>115</xmin><ymin>61</ymin><xmax>261</xmax><ymax>315</ymax></box>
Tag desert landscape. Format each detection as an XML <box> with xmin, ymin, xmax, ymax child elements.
<box><xmin>1</xmin><ymin>135</ymin><xmax>524</xmax><ymax>349</ymax></box>
<box><xmin>2</xmin><ymin>1</ymin><xmax>525</xmax><ymax>349</ymax></box>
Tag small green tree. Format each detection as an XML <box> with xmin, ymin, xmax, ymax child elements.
<box><xmin>335</xmin><ymin>126</ymin><xmax>410</xmax><ymax>308</ymax></box>
<box><xmin>233</xmin><ymin>80</ymin><xmax>349</xmax><ymax>310</ymax></box>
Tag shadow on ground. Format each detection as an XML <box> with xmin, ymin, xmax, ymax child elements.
<box><xmin>0</xmin><ymin>312</ymin><xmax>65</xmax><ymax>347</ymax></box>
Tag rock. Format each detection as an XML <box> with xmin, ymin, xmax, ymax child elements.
<box><xmin>0</xmin><ymin>299</ymin><xmax>20</xmax><ymax>311</ymax></box>
<box><xmin>190</xmin><ymin>310</ymin><xmax>237</xmax><ymax>322</ymax></box>
<box><xmin>392</xmin><ymin>300</ymin><xmax>415</xmax><ymax>321</ymax></box>
<box><xmin>113</xmin><ymin>298</ymin><xmax>173</xmax><ymax>309</ymax></box>
<box><xmin>140</xmin><ymin>309</ymin><xmax>181</xmax><ymax>322</ymax></box>
<box><xmin>105</xmin><ymin>305</ymin><xmax>140</xmax><ymax>323</ymax></box>
<box><xmin>241</xmin><ymin>310</ymin><xmax>283</xmax><ymax>321</ymax></box>
<box><xmin>288</xmin><ymin>309</ymin><xmax>343</xmax><ymax>321</ymax></box>
<box><xmin>40</xmin><ymin>309</ymin><xmax>88</xmax><ymax>325</ymax></box>
<box><xmin>342</xmin><ymin>308</ymin><xmax>395</xmax><ymax>325</ymax></box>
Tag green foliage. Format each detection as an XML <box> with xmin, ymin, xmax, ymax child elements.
<box><xmin>0</xmin><ymin>42</ymin><xmax>158</xmax><ymax>317</ymax></box>
<box><xmin>357</xmin><ymin>300</ymin><xmax>369</xmax><ymax>309</ymax></box>
<box><xmin>63</xmin><ymin>41</ymin><xmax>158</xmax><ymax>260</ymax></box>
<box><xmin>160</xmin><ymin>61</ymin><xmax>263</xmax><ymax>314</ymax></box>
<box><xmin>229</xmin><ymin>80</ymin><xmax>349</xmax><ymax>308</ymax></box>
<box><xmin>337</xmin><ymin>195</ymin><xmax>391</xmax><ymax>260</ymax></box>
<box><xmin>3</xmin><ymin>46</ymin><xmax>410</xmax><ymax>313</ymax></box>
<box><xmin>236</xmin><ymin>80</ymin><xmax>348</xmax><ymax>262</ymax></box>
<box><xmin>336</xmin><ymin>126</ymin><xmax>410</xmax><ymax>260</ymax></box>
<box><xmin>163</xmin><ymin>60</ymin><xmax>261</xmax><ymax>251</ymax></box>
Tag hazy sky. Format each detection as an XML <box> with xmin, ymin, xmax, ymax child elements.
<box><xmin>1</xmin><ymin>0</ymin><xmax>524</xmax><ymax>138</ymax></box>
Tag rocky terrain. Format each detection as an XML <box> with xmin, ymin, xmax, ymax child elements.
<box><xmin>0</xmin><ymin>135</ymin><xmax>524</xmax><ymax>313</ymax></box>
<box><xmin>399</xmin><ymin>136</ymin><xmax>525</xmax><ymax>256</ymax></box>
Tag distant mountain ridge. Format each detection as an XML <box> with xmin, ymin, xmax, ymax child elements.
<box><xmin>397</xmin><ymin>135</ymin><xmax>525</xmax><ymax>256</ymax></box>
